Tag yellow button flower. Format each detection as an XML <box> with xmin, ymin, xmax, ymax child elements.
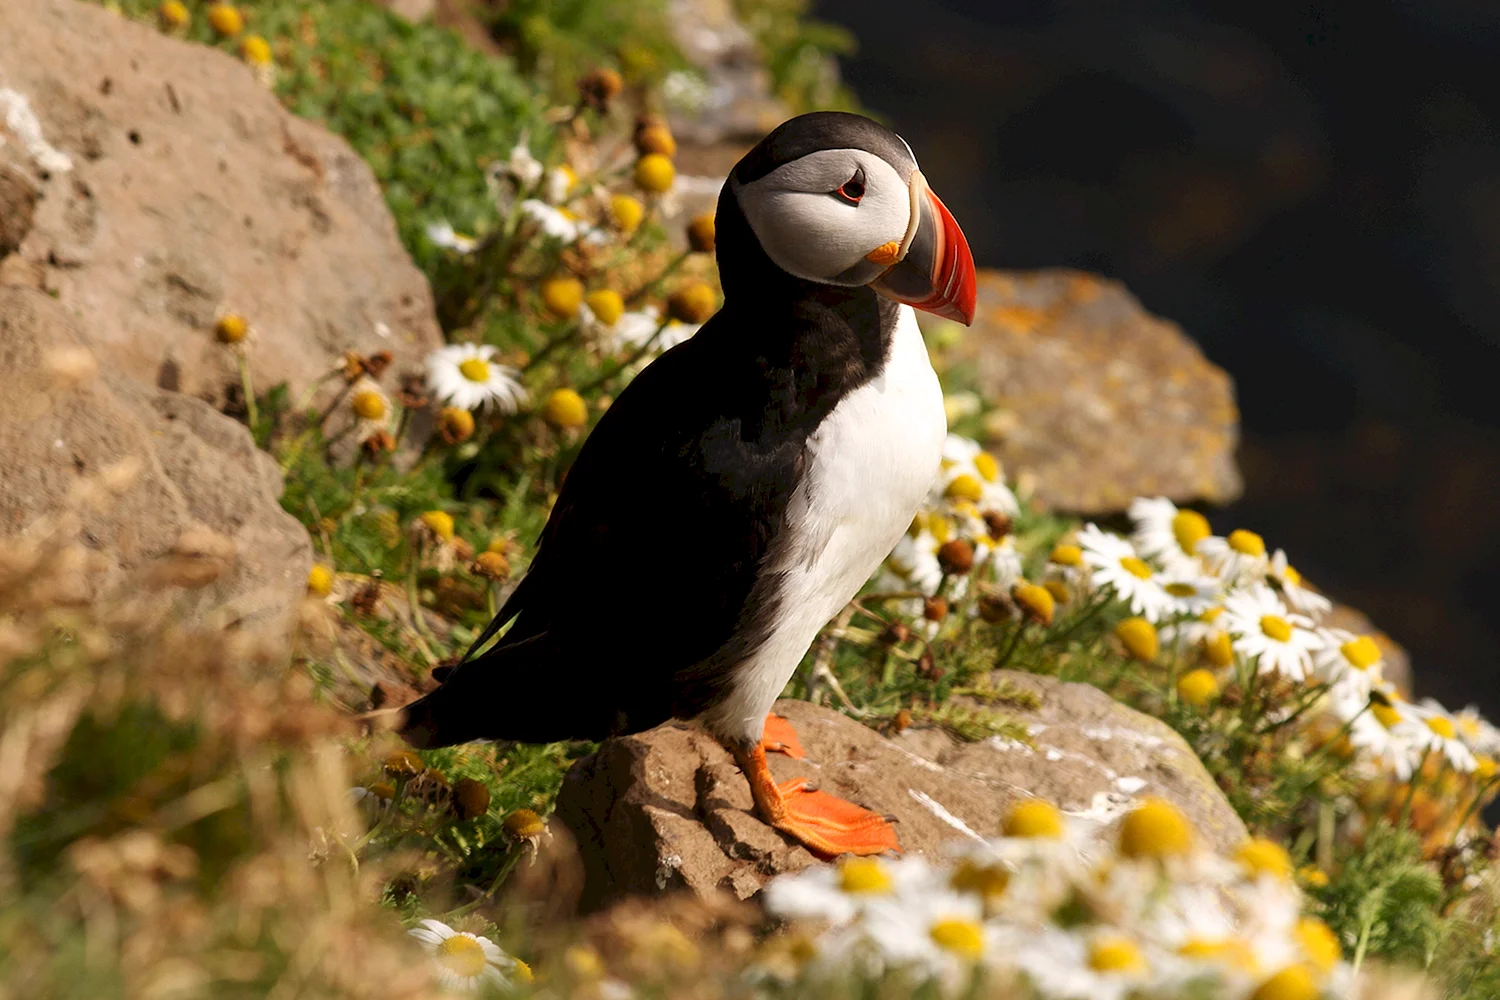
<box><xmin>541</xmin><ymin>387</ymin><xmax>588</xmax><ymax>429</ymax></box>
<box><xmin>1176</xmin><ymin>668</ymin><xmax>1220</xmax><ymax>708</ymax></box>
<box><xmin>1119</xmin><ymin>797</ymin><xmax>1193</xmax><ymax>859</ymax></box>
<box><xmin>634</xmin><ymin>153</ymin><xmax>676</xmax><ymax>193</ymax></box>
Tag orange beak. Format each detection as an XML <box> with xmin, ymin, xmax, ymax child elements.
<box><xmin>870</xmin><ymin>175</ymin><xmax>977</xmax><ymax>325</ymax></box>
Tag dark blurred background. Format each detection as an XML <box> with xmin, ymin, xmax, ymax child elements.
<box><xmin>814</xmin><ymin>0</ymin><xmax>1500</xmax><ymax>717</ymax></box>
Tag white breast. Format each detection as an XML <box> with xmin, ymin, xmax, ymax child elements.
<box><xmin>702</xmin><ymin>305</ymin><xmax>947</xmax><ymax>744</ymax></box>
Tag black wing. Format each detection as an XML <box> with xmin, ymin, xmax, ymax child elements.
<box><xmin>402</xmin><ymin>314</ymin><xmax>809</xmax><ymax>745</ymax></box>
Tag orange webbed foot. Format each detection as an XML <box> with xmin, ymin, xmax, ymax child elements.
<box><xmin>767</xmin><ymin>776</ymin><xmax>900</xmax><ymax>859</ymax></box>
<box><xmin>760</xmin><ymin>713</ymin><xmax>807</xmax><ymax>759</ymax></box>
<box><xmin>734</xmin><ymin>716</ymin><xmax>899</xmax><ymax>860</ymax></box>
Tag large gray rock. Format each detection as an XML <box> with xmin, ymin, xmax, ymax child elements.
<box><xmin>0</xmin><ymin>286</ymin><xmax>310</xmax><ymax>638</ymax></box>
<box><xmin>554</xmin><ymin>674</ymin><xmax>1246</xmax><ymax>912</ymax></box>
<box><xmin>950</xmin><ymin>269</ymin><xmax>1242</xmax><ymax>515</ymax></box>
<box><xmin>0</xmin><ymin>0</ymin><xmax>442</xmax><ymax>409</ymax></box>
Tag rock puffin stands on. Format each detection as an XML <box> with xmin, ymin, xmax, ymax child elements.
<box><xmin>555</xmin><ymin>672</ymin><xmax>1247</xmax><ymax>913</ymax></box>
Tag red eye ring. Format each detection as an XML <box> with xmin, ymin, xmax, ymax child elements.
<box><xmin>833</xmin><ymin>167</ymin><xmax>866</xmax><ymax>205</ymax></box>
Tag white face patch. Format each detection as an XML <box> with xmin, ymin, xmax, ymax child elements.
<box><xmin>733</xmin><ymin>148</ymin><xmax>912</xmax><ymax>284</ymax></box>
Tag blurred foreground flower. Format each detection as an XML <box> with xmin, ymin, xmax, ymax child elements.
<box><xmin>408</xmin><ymin>919</ymin><xmax>528</xmax><ymax>992</ymax></box>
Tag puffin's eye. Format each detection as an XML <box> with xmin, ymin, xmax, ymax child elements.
<box><xmin>833</xmin><ymin>168</ymin><xmax>865</xmax><ymax>205</ymax></box>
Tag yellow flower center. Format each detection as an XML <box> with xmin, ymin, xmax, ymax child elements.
<box><xmin>837</xmin><ymin>857</ymin><xmax>892</xmax><ymax>894</ymax></box>
<box><xmin>241</xmin><ymin>35</ymin><xmax>272</xmax><ymax>65</ymax></box>
<box><xmin>585</xmin><ymin>289</ymin><xmax>625</xmax><ymax>327</ymax></box>
<box><xmin>1088</xmin><ymin>936</ymin><xmax>1147</xmax><ymax>973</ymax></box>
<box><xmin>945</xmin><ymin>474</ymin><xmax>984</xmax><ymax>503</ymax></box>
<box><xmin>1178</xmin><ymin>937</ymin><xmax>1257</xmax><ymax>971</ymax></box>
<box><xmin>1119</xmin><ymin>797</ymin><xmax>1193</xmax><ymax>859</ymax></box>
<box><xmin>1340</xmin><ymin>636</ymin><xmax>1381</xmax><ymax>670</ymax></box>
<box><xmin>215</xmin><ymin>313</ymin><xmax>249</xmax><ymax>344</ymax></box>
<box><xmin>541</xmin><ymin>388</ymin><xmax>588</xmax><ymax>430</ymax></box>
<box><xmin>1012</xmin><ymin>583</ymin><xmax>1056</xmax><ymax>627</ymax></box>
<box><xmin>1119</xmin><ymin>556</ymin><xmax>1154</xmax><ymax>580</ymax></box>
<box><xmin>504</xmin><ymin>809</ymin><xmax>545</xmax><ymax>840</ymax></box>
<box><xmin>420</xmin><ymin>510</ymin><xmax>455</xmax><ymax>542</ymax></box>
<box><xmin>635</xmin><ymin>153</ymin><xmax>676</xmax><ymax>194</ymax></box>
<box><xmin>1201</xmin><ymin>606</ymin><xmax>1224</xmax><ymax>623</ymax></box>
<box><xmin>1259</xmin><ymin>615</ymin><xmax>1293</xmax><ymax>642</ymax></box>
<box><xmin>1115</xmin><ymin>617</ymin><xmax>1159</xmax><ymax>663</ymax></box>
<box><xmin>1165</xmin><ymin>582</ymin><xmax>1198</xmax><ymax>597</ymax></box>
<box><xmin>540</xmin><ymin>276</ymin><xmax>585</xmax><ymax>319</ymax></box>
<box><xmin>1235</xmin><ymin>837</ymin><xmax>1293</xmax><ymax>880</ymax></box>
<box><xmin>1044</xmin><ymin>579</ymin><xmax>1072</xmax><ymax>604</ymax></box>
<box><xmin>1003</xmin><ymin>799</ymin><xmax>1065</xmax><ymax>839</ymax></box>
<box><xmin>1228</xmin><ymin>529</ymin><xmax>1266</xmax><ymax>557</ymax></box>
<box><xmin>351</xmin><ymin>390</ymin><xmax>386</xmax><ymax>421</ymax></box>
<box><xmin>928</xmin><ymin>514</ymin><xmax>953</xmax><ymax>544</ymax></box>
<box><xmin>1282</xmin><ymin>564</ymin><xmax>1304</xmax><ymax>587</ymax></box>
<box><xmin>928</xmin><ymin>918</ymin><xmax>985</xmax><ymax>959</ymax></box>
<box><xmin>1372</xmin><ymin>703</ymin><xmax>1403</xmax><ymax>729</ymax></box>
<box><xmin>1176</xmin><ymin>668</ymin><xmax>1220</xmax><ymax>708</ymax></box>
<box><xmin>1294</xmin><ymin>918</ymin><xmax>1341</xmax><ymax>972</ymax></box>
<box><xmin>511</xmin><ymin>959</ymin><xmax>533</xmax><ymax>983</ymax></box>
<box><xmin>950</xmin><ymin>860</ymin><xmax>1010</xmax><ymax>899</ymax></box>
<box><xmin>973</xmin><ymin>452</ymin><xmax>1001</xmax><ymax>483</ymax></box>
<box><xmin>1476</xmin><ymin>756</ymin><xmax>1497</xmax><ymax>781</ymax></box>
<box><xmin>1426</xmin><ymin>716</ymin><xmax>1457</xmax><ymax>740</ymax></box>
<box><xmin>1172</xmin><ymin>510</ymin><xmax>1211</xmax><ymax>553</ymax></box>
<box><xmin>1251</xmin><ymin>965</ymin><xmax>1320</xmax><ymax>1000</ymax></box>
<box><xmin>306</xmin><ymin>563</ymin><xmax>333</xmax><ymax>597</ymax></box>
<box><xmin>207</xmin><ymin>3</ymin><xmax>244</xmax><ymax>37</ymax></box>
<box><xmin>610</xmin><ymin>193</ymin><xmax>645</xmax><ymax>232</ymax></box>
<box><xmin>1050</xmin><ymin>543</ymin><xmax>1083</xmax><ymax>567</ymax></box>
<box><xmin>1204</xmin><ymin>631</ymin><xmax>1234</xmax><ymax>668</ymax></box>
<box><xmin>457</xmin><ymin>357</ymin><xmax>490</xmax><ymax>383</ymax></box>
<box><xmin>1297</xmin><ymin>865</ymin><xmax>1330</xmax><ymax>888</ymax></box>
<box><xmin>436</xmin><ymin>935</ymin><xmax>489</xmax><ymax>980</ymax></box>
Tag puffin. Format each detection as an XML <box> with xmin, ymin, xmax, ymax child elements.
<box><xmin>401</xmin><ymin>111</ymin><xmax>977</xmax><ymax>858</ymax></box>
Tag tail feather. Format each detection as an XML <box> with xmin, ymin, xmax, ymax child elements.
<box><xmin>397</xmin><ymin>634</ymin><xmax>668</xmax><ymax>747</ymax></box>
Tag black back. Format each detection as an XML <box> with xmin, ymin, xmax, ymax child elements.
<box><xmin>400</xmin><ymin>115</ymin><xmax>905</xmax><ymax>747</ymax></box>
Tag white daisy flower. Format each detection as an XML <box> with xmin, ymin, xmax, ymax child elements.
<box><xmin>425</xmin><ymin>221</ymin><xmax>479</xmax><ymax>254</ymax></box>
<box><xmin>936</xmin><ymin>435</ymin><xmax>1019</xmax><ymax>516</ymax></box>
<box><xmin>976</xmin><ymin>534</ymin><xmax>1023</xmax><ymax>591</ymax></box>
<box><xmin>1129</xmin><ymin>496</ymin><xmax>1212</xmax><ymax>575</ymax></box>
<box><xmin>1004</xmin><ymin>926</ymin><xmax>1159</xmax><ymax>1000</ymax></box>
<box><xmin>887</xmin><ymin>529</ymin><xmax>945</xmax><ymax>596</ymax></box>
<box><xmin>408</xmin><ymin>919</ymin><xmax>525</xmax><ymax>992</ymax></box>
<box><xmin>1267</xmin><ymin>549</ymin><xmax>1332</xmax><ymax>617</ymax></box>
<box><xmin>1220</xmin><ymin>584</ymin><xmax>1323</xmax><ymax>681</ymax></box>
<box><xmin>1408</xmin><ymin>700</ymin><xmax>1478</xmax><ymax>773</ymax></box>
<box><xmin>764</xmin><ymin>856</ymin><xmax>937</xmax><ymax>927</ymax></box>
<box><xmin>1156</xmin><ymin>571</ymin><xmax>1221</xmax><ymax>620</ymax></box>
<box><xmin>1078</xmin><ymin>524</ymin><xmax>1174</xmax><ymax>621</ymax></box>
<box><xmin>1197</xmin><ymin>528</ymin><xmax>1271</xmax><ymax>586</ymax></box>
<box><xmin>520</xmin><ymin>199</ymin><xmax>607</xmax><ymax>245</ymax></box>
<box><xmin>502</xmin><ymin>141</ymin><xmax>544</xmax><ymax>190</ymax></box>
<box><xmin>607</xmin><ymin>306</ymin><xmax>698</xmax><ymax>354</ymax></box>
<box><xmin>1453</xmin><ymin>705</ymin><xmax>1500</xmax><ymax>757</ymax></box>
<box><xmin>1312</xmin><ymin>628</ymin><xmax>1384</xmax><ymax>701</ymax></box>
<box><xmin>1337</xmin><ymin>686</ymin><xmax>1417</xmax><ymax>780</ymax></box>
<box><xmin>544</xmin><ymin>164</ymin><xmax>576</xmax><ymax>204</ymax></box>
<box><xmin>1160</xmin><ymin>605</ymin><xmax>1232</xmax><ymax>663</ymax></box>
<box><xmin>855</xmin><ymin>888</ymin><xmax>997</xmax><ymax>988</ymax></box>
<box><xmin>425</xmin><ymin>343</ymin><xmax>527</xmax><ymax>413</ymax></box>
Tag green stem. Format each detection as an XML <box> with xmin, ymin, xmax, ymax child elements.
<box><xmin>237</xmin><ymin>352</ymin><xmax>259</xmax><ymax>431</ymax></box>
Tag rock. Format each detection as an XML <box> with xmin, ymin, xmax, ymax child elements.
<box><xmin>0</xmin><ymin>0</ymin><xmax>443</xmax><ymax>410</ymax></box>
<box><xmin>665</xmin><ymin>0</ymin><xmax>788</xmax><ymax>149</ymax></box>
<box><xmin>0</xmin><ymin>286</ymin><xmax>311</xmax><ymax>639</ymax></box>
<box><xmin>554</xmin><ymin>673</ymin><xmax>1245</xmax><ymax>911</ymax></box>
<box><xmin>950</xmin><ymin>270</ymin><xmax>1242</xmax><ymax>514</ymax></box>
<box><xmin>0</xmin><ymin>164</ymin><xmax>37</xmax><ymax>256</ymax></box>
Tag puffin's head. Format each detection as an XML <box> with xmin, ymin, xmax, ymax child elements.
<box><xmin>725</xmin><ymin>111</ymin><xmax>977</xmax><ymax>325</ymax></box>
